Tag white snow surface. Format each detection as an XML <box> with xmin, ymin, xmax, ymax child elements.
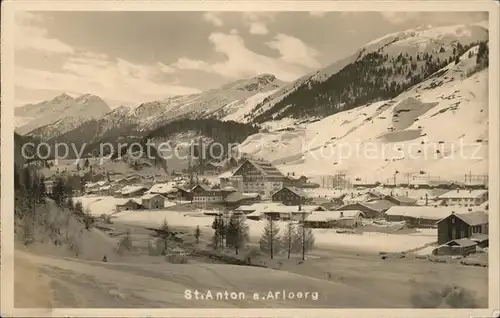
<box><xmin>78</xmin><ymin>195</ymin><xmax>437</xmax><ymax>254</ymax></box>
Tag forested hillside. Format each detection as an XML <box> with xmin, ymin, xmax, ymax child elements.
<box><xmin>253</xmin><ymin>40</ymin><xmax>488</xmax><ymax>122</ymax></box>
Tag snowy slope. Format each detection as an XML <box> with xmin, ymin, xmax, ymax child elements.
<box><xmin>246</xmin><ymin>22</ymin><xmax>488</xmax><ymax>123</ymax></box>
<box><xmin>15</xmin><ymin>93</ymin><xmax>112</xmax><ymax>138</ymax></box>
<box><xmin>237</xmin><ymin>47</ymin><xmax>488</xmax><ymax>183</ymax></box>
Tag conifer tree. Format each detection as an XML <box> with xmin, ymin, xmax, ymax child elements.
<box><xmin>226</xmin><ymin>215</ymin><xmax>249</xmax><ymax>255</ymax></box>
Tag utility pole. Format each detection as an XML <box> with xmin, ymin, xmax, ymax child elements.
<box><xmin>188</xmin><ymin>144</ymin><xmax>194</xmax><ymax>188</ymax></box>
<box><xmin>199</xmin><ymin>138</ymin><xmax>204</xmax><ymax>176</ymax></box>
<box><xmin>301</xmin><ymin>214</ymin><xmax>306</xmax><ymax>261</ymax></box>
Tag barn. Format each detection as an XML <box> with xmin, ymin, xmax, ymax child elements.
<box><xmin>434</xmin><ymin>238</ymin><xmax>478</xmax><ymax>256</ymax></box>
<box><xmin>116</xmin><ymin>199</ymin><xmax>143</xmax><ymax>212</ymax></box>
<box><xmin>337</xmin><ymin>199</ymin><xmax>394</xmax><ymax>218</ymax></box>
<box><xmin>271</xmin><ymin>186</ymin><xmax>312</xmax><ymax>206</ymax></box>
<box><xmin>436</xmin><ymin>211</ymin><xmax>489</xmax><ymax>245</ymax></box>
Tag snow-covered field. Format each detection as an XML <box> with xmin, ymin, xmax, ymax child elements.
<box><xmin>78</xmin><ymin>196</ymin><xmax>436</xmax><ymax>254</ymax></box>
<box><xmin>117</xmin><ymin>210</ymin><xmax>436</xmax><ymax>253</ymax></box>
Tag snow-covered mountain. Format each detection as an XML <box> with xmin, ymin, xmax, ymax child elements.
<box><xmin>15</xmin><ymin>93</ymin><xmax>112</xmax><ymax>138</ymax></box>
<box><xmin>236</xmin><ymin>42</ymin><xmax>489</xmax><ymax>183</ymax></box>
<box><xmin>40</xmin><ymin>74</ymin><xmax>286</xmax><ymax>147</ymax></box>
<box><xmin>131</xmin><ymin>73</ymin><xmax>286</xmax><ymax>129</ymax></box>
<box><xmin>245</xmin><ymin>22</ymin><xmax>488</xmax><ymax>123</ymax></box>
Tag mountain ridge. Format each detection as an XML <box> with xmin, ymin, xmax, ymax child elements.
<box><xmin>15</xmin><ymin>93</ymin><xmax>112</xmax><ymax>139</ymax></box>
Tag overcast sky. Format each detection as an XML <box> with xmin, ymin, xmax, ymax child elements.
<box><xmin>14</xmin><ymin>11</ymin><xmax>487</xmax><ymax>107</ymax></box>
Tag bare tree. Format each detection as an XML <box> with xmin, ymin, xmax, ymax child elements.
<box><xmin>298</xmin><ymin>214</ymin><xmax>315</xmax><ymax>261</ymax></box>
<box><xmin>226</xmin><ymin>214</ymin><xmax>249</xmax><ymax>255</ymax></box>
<box><xmin>281</xmin><ymin>221</ymin><xmax>297</xmax><ymax>259</ymax></box>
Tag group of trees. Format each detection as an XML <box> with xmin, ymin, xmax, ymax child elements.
<box><xmin>14</xmin><ymin>164</ymin><xmax>94</xmax><ymax>245</ymax></box>
<box><xmin>259</xmin><ymin>216</ymin><xmax>315</xmax><ymax>261</ymax></box>
<box><xmin>209</xmin><ymin>212</ymin><xmax>316</xmax><ymax>261</ymax></box>
<box><xmin>254</xmin><ymin>40</ymin><xmax>489</xmax><ymax>122</ymax></box>
<box><xmin>144</xmin><ymin>119</ymin><xmax>259</xmax><ymax>165</ymax></box>
<box><xmin>211</xmin><ymin>213</ymin><xmax>250</xmax><ymax>255</ymax></box>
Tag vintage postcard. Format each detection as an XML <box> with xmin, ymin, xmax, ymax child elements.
<box><xmin>1</xmin><ymin>1</ymin><xmax>499</xmax><ymax>317</ymax></box>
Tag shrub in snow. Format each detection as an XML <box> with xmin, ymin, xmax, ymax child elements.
<box><xmin>410</xmin><ymin>284</ymin><xmax>482</xmax><ymax>308</ymax></box>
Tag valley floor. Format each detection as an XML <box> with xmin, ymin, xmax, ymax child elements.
<box><xmin>11</xmin><ymin>216</ymin><xmax>489</xmax><ymax>309</ymax></box>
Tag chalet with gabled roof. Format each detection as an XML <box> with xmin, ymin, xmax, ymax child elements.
<box><xmin>271</xmin><ymin>186</ymin><xmax>312</xmax><ymax>206</ymax></box>
<box><xmin>436</xmin><ymin>211</ymin><xmax>488</xmax><ymax>245</ymax></box>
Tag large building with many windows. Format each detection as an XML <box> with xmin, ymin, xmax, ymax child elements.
<box><xmin>229</xmin><ymin>159</ymin><xmax>286</xmax><ymax>198</ymax></box>
<box><xmin>437</xmin><ymin>189</ymin><xmax>488</xmax><ymax>207</ymax></box>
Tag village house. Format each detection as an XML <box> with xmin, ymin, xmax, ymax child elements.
<box><xmin>437</xmin><ymin>189</ymin><xmax>488</xmax><ymax>207</ymax></box>
<box><xmin>235</xmin><ymin>202</ymin><xmax>277</xmax><ymax>219</ymax></box>
<box><xmin>191</xmin><ymin>184</ymin><xmax>236</xmax><ymax>206</ymax></box>
<box><xmin>230</xmin><ymin>159</ymin><xmax>286</xmax><ymax>198</ymax></box>
<box><xmin>271</xmin><ymin>186</ymin><xmax>312</xmax><ymax>206</ymax></box>
<box><xmin>116</xmin><ymin>198</ymin><xmax>143</xmax><ymax>212</ymax></box>
<box><xmin>174</xmin><ymin>186</ymin><xmax>193</xmax><ymax>202</ymax></box>
<box><xmin>223</xmin><ymin>192</ymin><xmax>261</xmax><ymax>209</ymax></box>
<box><xmin>303</xmin><ymin>210</ymin><xmax>364</xmax><ymax>228</ymax></box>
<box><xmin>342</xmin><ymin>190</ymin><xmax>385</xmax><ymax>205</ymax></box>
<box><xmin>385</xmin><ymin>206</ymin><xmax>481</xmax><ymax>228</ymax></box>
<box><xmin>383</xmin><ymin>195</ymin><xmax>417</xmax><ymax>206</ymax></box>
<box><xmin>436</xmin><ymin>211</ymin><xmax>489</xmax><ymax>245</ymax></box>
<box><xmin>262</xmin><ymin>204</ymin><xmax>325</xmax><ymax>221</ymax></box>
<box><xmin>285</xmin><ymin>173</ymin><xmax>308</xmax><ymax>187</ymax></box>
<box><xmin>408</xmin><ymin>178</ymin><xmax>460</xmax><ymax>190</ymax></box>
<box><xmin>337</xmin><ymin>199</ymin><xmax>395</xmax><ymax>218</ymax></box>
<box><xmin>141</xmin><ymin>193</ymin><xmax>166</xmax><ymax>210</ymax></box>
<box><xmin>234</xmin><ymin>202</ymin><xmax>286</xmax><ymax>220</ymax></box>
<box><xmin>287</xmin><ymin>205</ymin><xmax>326</xmax><ymax>221</ymax></box>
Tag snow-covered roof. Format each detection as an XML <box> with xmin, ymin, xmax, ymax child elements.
<box><xmin>225</xmin><ymin>192</ymin><xmax>260</xmax><ymax>203</ymax></box>
<box><xmin>120</xmin><ymin>185</ymin><xmax>149</xmax><ymax>195</ymax></box>
<box><xmin>218</xmin><ymin>171</ymin><xmax>233</xmax><ymax>179</ymax></box>
<box><xmin>246</xmin><ymin>211</ymin><xmax>263</xmax><ymax>218</ymax></box>
<box><xmin>141</xmin><ymin>193</ymin><xmax>166</xmax><ymax>200</ymax></box>
<box><xmin>445</xmin><ymin>238</ymin><xmax>477</xmax><ymax>248</ymax></box>
<box><xmin>450</xmin><ymin>211</ymin><xmax>488</xmax><ymax>226</ymax></box>
<box><xmin>289</xmin><ymin>205</ymin><xmax>325</xmax><ymax>213</ymax></box>
<box><xmin>235</xmin><ymin>202</ymin><xmax>286</xmax><ymax>214</ymax></box>
<box><xmin>235</xmin><ymin>204</ymin><xmax>255</xmax><ymax>212</ymax></box>
<box><xmin>117</xmin><ymin>198</ymin><xmax>142</xmax><ymax>206</ymax></box>
<box><xmin>306</xmin><ymin>210</ymin><xmax>364</xmax><ymax>222</ymax></box>
<box><xmin>438</xmin><ymin>189</ymin><xmax>488</xmax><ymax>199</ymax></box>
<box><xmin>386</xmin><ymin>206</ymin><xmax>483</xmax><ymax>220</ymax></box>
<box><xmin>147</xmin><ymin>182</ymin><xmax>178</xmax><ymax>195</ymax></box>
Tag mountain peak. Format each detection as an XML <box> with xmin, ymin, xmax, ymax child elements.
<box><xmin>75</xmin><ymin>93</ymin><xmax>106</xmax><ymax>104</ymax></box>
<box><xmin>254</xmin><ymin>73</ymin><xmax>277</xmax><ymax>82</ymax></box>
<box><xmin>52</xmin><ymin>93</ymin><xmax>74</xmax><ymax>103</ymax></box>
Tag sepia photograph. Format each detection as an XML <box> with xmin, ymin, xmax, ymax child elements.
<box><xmin>1</xmin><ymin>1</ymin><xmax>499</xmax><ymax>317</ymax></box>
